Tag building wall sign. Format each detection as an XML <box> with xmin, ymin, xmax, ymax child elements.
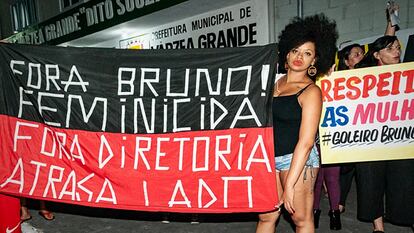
<box><xmin>120</xmin><ymin>0</ymin><xmax>269</xmax><ymax>49</ymax></box>
<box><xmin>6</xmin><ymin>0</ymin><xmax>188</xmax><ymax>45</ymax></box>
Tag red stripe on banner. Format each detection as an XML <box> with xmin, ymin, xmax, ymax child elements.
<box><xmin>0</xmin><ymin>115</ymin><xmax>277</xmax><ymax>213</ymax></box>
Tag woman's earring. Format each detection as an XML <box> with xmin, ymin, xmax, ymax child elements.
<box><xmin>308</xmin><ymin>65</ymin><xmax>317</xmax><ymax>76</ymax></box>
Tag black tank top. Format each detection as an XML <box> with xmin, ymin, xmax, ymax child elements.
<box><xmin>273</xmin><ymin>83</ymin><xmax>312</xmax><ymax>157</ymax></box>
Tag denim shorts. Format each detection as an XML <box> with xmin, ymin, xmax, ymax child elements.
<box><xmin>275</xmin><ymin>145</ymin><xmax>320</xmax><ymax>172</ymax></box>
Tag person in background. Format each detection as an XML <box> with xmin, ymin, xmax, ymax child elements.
<box><xmin>256</xmin><ymin>14</ymin><xmax>337</xmax><ymax>233</ymax></box>
<box><xmin>333</xmin><ymin>2</ymin><xmax>399</xmax><ymax>216</ymax></box>
<box><xmin>312</xmin><ymin>43</ymin><xmax>366</xmax><ymax>232</ymax></box>
<box><xmin>337</xmin><ymin>43</ymin><xmax>365</xmax><ymax>71</ymax></box>
<box><xmin>355</xmin><ymin>35</ymin><xmax>401</xmax><ymax>68</ymax></box>
<box><xmin>334</xmin><ymin>43</ymin><xmax>366</xmax><ymax>217</ymax></box>
<box><xmin>21</xmin><ymin>198</ymin><xmax>54</xmax><ymax>221</ymax></box>
<box><xmin>337</xmin><ymin>0</ymin><xmax>397</xmax><ymax>71</ymax></box>
<box><xmin>312</xmin><ymin>143</ymin><xmax>341</xmax><ymax>230</ymax></box>
<box><xmin>354</xmin><ymin>35</ymin><xmax>414</xmax><ymax>233</ymax></box>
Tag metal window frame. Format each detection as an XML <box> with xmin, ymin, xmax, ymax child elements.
<box><xmin>10</xmin><ymin>0</ymin><xmax>38</xmax><ymax>32</ymax></box>
<box><xmin>10</xmin><ymin>4</ymin><xmax>19</xmax><ymax>32</ymax></box>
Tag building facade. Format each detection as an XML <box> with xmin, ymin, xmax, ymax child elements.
<box><xmin>0</xmin><ymin>0</ymin><xmax>413</xmax><ymax>48</ymax></box>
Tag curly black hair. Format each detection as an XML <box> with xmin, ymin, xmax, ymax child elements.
<box><xmin>277</xmin><ymin>14</ymin><xmax>338</xmax><ymax>79</ymax></box>
<box><xmin>337</xmin><ymin>43</ymin><xmax>365</xmax><ymax>70</ymax></box>
<box><xmin>355</xmin><ymin>35</ymin><xmax>399</xmax><ymax>68</ymax></box>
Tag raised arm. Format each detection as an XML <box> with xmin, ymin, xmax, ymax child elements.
<box><xmin>385</xmin><ymin>19</ymin><xmax>397</xmax><ymax>36</ymax></box>
<box><xmin>385</xmin><ymin>2</ymin><xmax>399</xmax><ymax>36</ymax></box>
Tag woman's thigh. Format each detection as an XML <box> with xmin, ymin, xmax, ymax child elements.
<box><xmin>258</xmin><ymin>171</ymin><xmax>284</xmax><ymax>222</ymax></box>
<box><xmin>280</xmin><ymin>167</ymin><xmax>319</xmax><ymax>219</ymax></box>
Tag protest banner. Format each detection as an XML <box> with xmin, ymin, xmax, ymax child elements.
<box><xmin>0</xmin><ymin>43</ymin><xmax>278</xmax><ymax>213</ymax></box>
<box><xmin>317</xmin><ymin>62</ymin><xmax>414</xmax><ymax>164</ymax></box>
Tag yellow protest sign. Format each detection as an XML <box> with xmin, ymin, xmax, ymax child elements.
<box><xmin>317</xmin><ymin>62</ymin><xmax>414</xmax><ymax>164</ymax></box>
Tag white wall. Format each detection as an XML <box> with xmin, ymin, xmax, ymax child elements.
<box><xmin>90</xmin><ymin>0</ymin><xmax>269</xmax><ymax>48</ymax></box>
<box><xmin>273</xmin><ymin>0</ymin><xmax>414</xmax><ymax>45</ymax></box>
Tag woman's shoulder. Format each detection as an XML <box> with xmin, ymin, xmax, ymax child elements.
<box><xmin>299</xmin><ymin>83</ymin><xmax>322</xmax><ymax>101</ymax></box>
<box><xmin>301</xmin><ymin>82</ymin><xmax>320</xmax><ymax>93</ymax></box>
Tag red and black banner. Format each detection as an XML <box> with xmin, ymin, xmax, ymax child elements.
<box><xmin>0</xmin><ymin>43</ymin><xmax>278</xmax><ymax>213</ymax></box>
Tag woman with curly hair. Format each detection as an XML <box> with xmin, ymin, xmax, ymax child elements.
<box><xmin>256</xmin><ymin>14</ymin><xmax>337</xmax><ymax>233</ymax></box>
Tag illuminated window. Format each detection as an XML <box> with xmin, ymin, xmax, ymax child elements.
<box><xmin>10</xmin><ymin>0</ymin><xmax>37</xmax><ymax>32</ymax></box>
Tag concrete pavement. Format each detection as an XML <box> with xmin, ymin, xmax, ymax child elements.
<box><xmin>23</xmin><ymin>181</ymin><xmax>413</xmax><ymax>233</ymax></box>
